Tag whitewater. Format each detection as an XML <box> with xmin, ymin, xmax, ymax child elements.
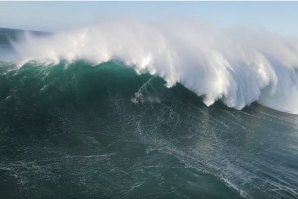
<box><xmin>11</xmin><ymin>20</ymin><xmax>298</xmax><ymax>114</ymax></box>
<box><xmin>1</xmin><ymin>23</ymin><xmax>298</xmax><ymax>199</ymax></box>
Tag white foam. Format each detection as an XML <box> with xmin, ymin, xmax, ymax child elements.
<box><xmin>13</xmin><ymin>20</ymin><xmax>298</xmax><ymax>114</ymax></box>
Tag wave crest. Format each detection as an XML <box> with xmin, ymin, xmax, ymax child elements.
<box><xmin>12</xmin><ymin>20</ymin><xmax>298</xmax><ymax>114</ymax></box>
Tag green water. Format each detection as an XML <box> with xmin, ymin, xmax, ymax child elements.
<box><xmin>0</xmin><ymin>28</ymin><xmax>298</xmax><ymax>199</ymax></box>
<box><xmin>0</xmin><ymin>61</ymin><xmax>297</xmax><ymax>199</ymax></box>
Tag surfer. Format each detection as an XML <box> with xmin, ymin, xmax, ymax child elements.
<box><xmin>131</xmin><ymin>92</ymin><xmax>143</xmax><ymax>104</ymax></box>
<box><xmin>135</xmin><ymin>95</ymin><xmax>140</xmax><ymax>103</ymax></box>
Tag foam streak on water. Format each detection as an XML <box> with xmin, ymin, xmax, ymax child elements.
<box><xmin>0</xmin><ymin>61</ymin><xmax>297</xmax><ymax>198</ymax></box>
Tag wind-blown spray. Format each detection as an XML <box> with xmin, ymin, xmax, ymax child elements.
<box><xmin>13</xmin><ymin>20</ymin><xmax>298</xmax><ymax>114</ymax></box>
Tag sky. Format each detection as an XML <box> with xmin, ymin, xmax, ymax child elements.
<box><xmin>0</xmin><ymin>2</ymin><xmax>298</xmax><ymax>36</ymax></box>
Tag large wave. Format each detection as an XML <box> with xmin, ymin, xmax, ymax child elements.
<box><xmin>11</xmin><ymin>20</ymin><xmax>298</xmax><ymax>114</ymax></box>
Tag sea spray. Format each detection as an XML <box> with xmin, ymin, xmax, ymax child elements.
<box><xmin>11</xmin><ymin>20</ymin><xmax>298</xmax><ymax>114</ymax></box>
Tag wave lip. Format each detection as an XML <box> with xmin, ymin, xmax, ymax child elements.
<box><xmin>12</xmin><ymin>21</ymin><xmax>298</xmax><ymax>114</ymax></box>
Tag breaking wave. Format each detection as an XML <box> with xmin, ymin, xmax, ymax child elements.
<box><xmin>10</xmin><ymin>20</ymin><xmax>298</xmax><ymax>114</ymax></box>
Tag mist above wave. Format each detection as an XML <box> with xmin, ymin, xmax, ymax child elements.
<box><xmin>12</xmin><ymin>20</ymin><xmax>298</xmax><ymax>114</ymax></box>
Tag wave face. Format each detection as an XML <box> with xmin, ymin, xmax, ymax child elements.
<box><xmin>1</xmin><ymin>24</ymin><xmax>298</xmax><ymax>198</ymax></box>
<box><xmin>11</xmin><ymin>21</ymin><xmax>298</xmax><ymax>114</ymax></box>
<box><xmin>0</xmin><ymin>60</ymin><xmax>298</xmax><ymax>199</ymax></box>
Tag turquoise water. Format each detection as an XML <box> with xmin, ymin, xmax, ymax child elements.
<box><xmin>0</xmin><ymin>29</ymin><xmax>298</xmax><ymax>199</ymax></box>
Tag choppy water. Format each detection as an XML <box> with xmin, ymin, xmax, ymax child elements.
<box><xmin>0</xmin><ymin>28</ymin><xmax>298</xmax><ymax>199</ymax></box>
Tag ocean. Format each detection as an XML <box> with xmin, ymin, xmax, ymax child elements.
<box><xmin>0</xmin><ymin>26</ymin><xmax>298</xmax><ymax>199</ymax></box>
